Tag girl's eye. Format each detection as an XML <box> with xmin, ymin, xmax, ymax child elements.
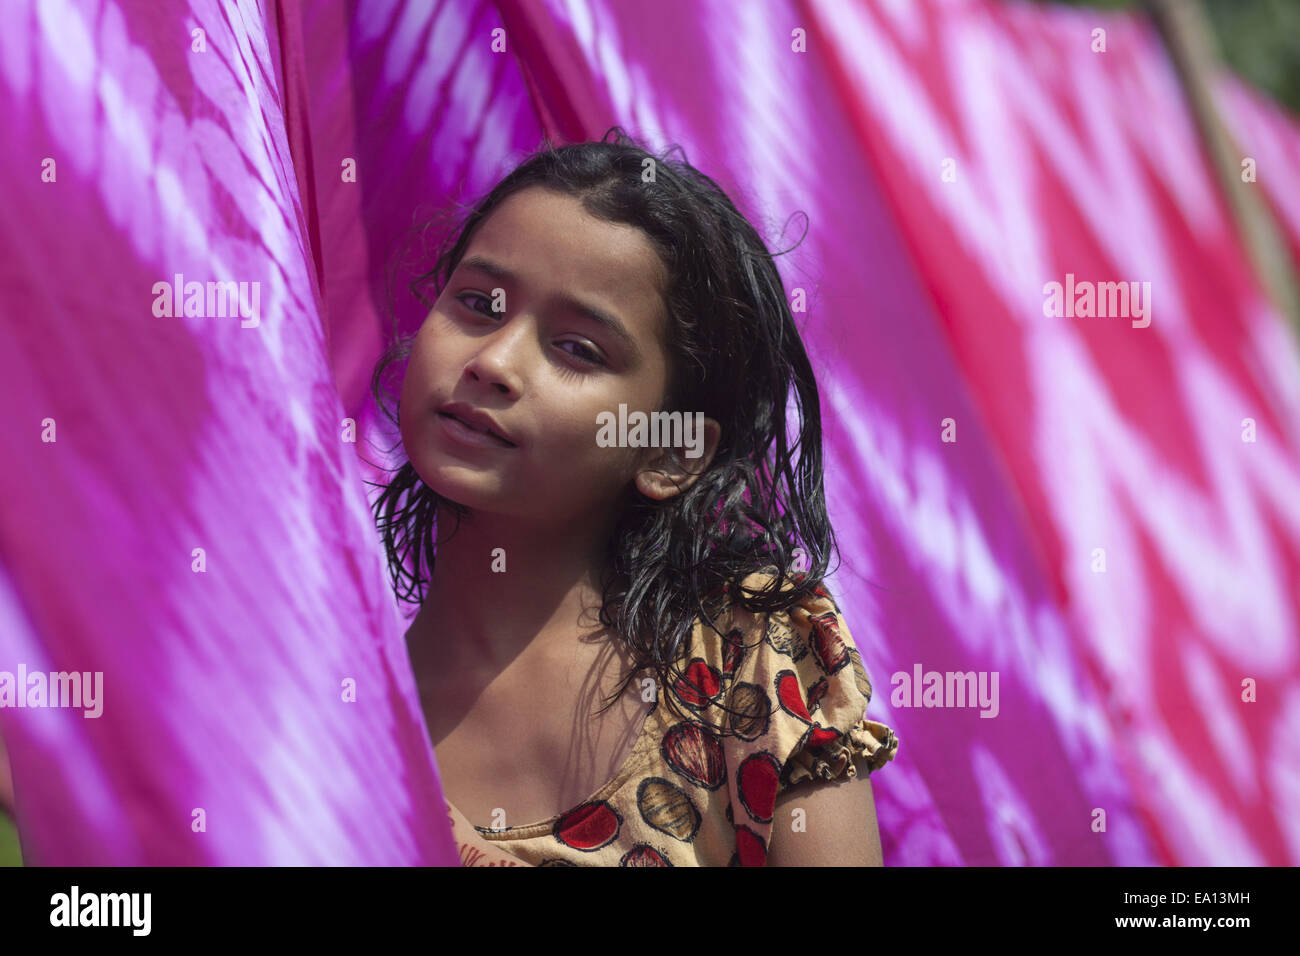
<box><xmin>456</xmin><ymin>293</ymin><xmax>605</xmax><ymax>368</ymax></box>
<box><xmin>456</xmin><ymin>292</ymin><xmax>497</xmax><ymax>317</ymax></box>
<box><xmin>558</xmin><ymin>340</ymin><xmax>606</xmax><ymax>367</ymax></box>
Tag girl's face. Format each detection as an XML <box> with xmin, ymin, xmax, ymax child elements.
<box><xmin>400</xmin><ymin>186</ymin><xmax>704</xmax><ymax>529</ymax></box>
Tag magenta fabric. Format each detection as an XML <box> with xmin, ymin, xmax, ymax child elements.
<box><xmin>0</xmin><ymin>0</ymin><xmax>461</xmax><ymax>866</ymax></box>
<box><xmin>1</xmin><ymin>0</ymin><xmax>1296</xmax><ymax>866</ymax></box>
<box><xmin>802</xmin><ymin>0</ymin><xmax>1300</xmax><ymax>865</ymax></box>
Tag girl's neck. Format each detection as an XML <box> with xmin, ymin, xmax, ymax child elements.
<box><xmin>405</xmin><ymin>505</ymin><xmax>617</xmax><ymax>675</ymax></box>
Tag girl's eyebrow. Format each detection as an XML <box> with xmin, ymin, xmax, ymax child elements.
<box><xmin>457</xmin><ymin>254</ymin><xmax>642</xmax><ymax>361</ymax></box>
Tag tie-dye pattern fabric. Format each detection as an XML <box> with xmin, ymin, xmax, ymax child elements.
<box><xmin>2</xmin><ymin>0</ymin><xmax>1298</xmax><ymax>867</ymax></box>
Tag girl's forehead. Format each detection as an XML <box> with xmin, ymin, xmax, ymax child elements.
<box><xmin>462</xmin><ymin>188</ymin><xmax>671</xmax><ymax>336</ymax></box>
<box><xmin>473</xmin><ymin>189</ymin><xmax>666</xmax><ymax>281</ymax></box>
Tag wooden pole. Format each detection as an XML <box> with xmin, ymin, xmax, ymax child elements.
<box><xmin>1147</xmin><ymin>0</ymin><xmax>1300</xmax><ymax>340</ymax></box>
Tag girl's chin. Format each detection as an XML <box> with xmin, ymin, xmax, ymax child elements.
<box><xmin>422</xmin><ymin>468</ymin><xmax>512</xmax><ymax>509</ymax></box>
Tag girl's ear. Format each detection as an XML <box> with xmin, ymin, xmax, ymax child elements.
<box><xmin>634</xmin><ymin>418</ymin><xmax>722</xmax><ymax>500</ymax></box>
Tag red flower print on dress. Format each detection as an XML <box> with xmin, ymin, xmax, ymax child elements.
<box><xmin>776</xmin><ymin>670</ymin><xmax>844</xmax><ymax>748</ymax></box>
<box><xmin>809</xmin><ymin>610</ymin><xmax>851</xmax><ymax>675</ymax></box>
<box><xmin>674</xmin><ymin>658</ymin><xmax>721</xmax><ymax>710</ymax></box>
<box><xmin>722</xmin><ymin>627</ymin><xmax>747</xmax><ymax>676</ymax></box>
<box><xmin>734</xmin><ymin>824</ymin><xmax>768</xmax><ymax>867</ymax></box>
<box><xmin>620</xmin><ymin>845</ymin><xmax>672</xmax><ymax>866</ymax></box>
<box><xmin>553</xmin><ymin>801</ymin><xmax>622</xmax><ymax>851</ymax></box>
<box><xmin>736</xmin><ymin>751</ymin><xmax>782</xmax><ymax>824</ymax></box>
<box><xmin>776</xmin><ymin>670</ymin><xmax>812</xmax><ymax>721</ymax></box>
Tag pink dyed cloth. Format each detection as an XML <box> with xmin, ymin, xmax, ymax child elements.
<box><xmin>0</xmin><ymin>0</ymin><xmax>1296</xmax><ymax>865</ymax></box>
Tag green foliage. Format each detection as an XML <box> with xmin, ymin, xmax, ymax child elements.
<box><xmin>1203</xmin><ymin>0</ymin><xmax>1300</xmax><ymax>115</ymax></box>
<box><xmin>0</xmin><ymin>809</ymin><xmax>22</xmax><ymax>867</ymax></box>
<box><xmin>1037</xmin><ymin>0</ymin><xmax>1300</xmax><ymax>115</ymax></box>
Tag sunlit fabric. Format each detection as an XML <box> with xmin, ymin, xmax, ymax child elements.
<box><xmin>1</xmin><ymin>0</ymin><xmax>1297</xmax><ymax>865</ymax></box>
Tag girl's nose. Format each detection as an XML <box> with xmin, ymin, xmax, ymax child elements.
<box><xmin>463</xmin><ymin>320</ymin><xmax>529</xmax><ymax>396</ymax></box>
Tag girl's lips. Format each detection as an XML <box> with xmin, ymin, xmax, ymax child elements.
<box><xmin>436</xmin><ymin>411</ymin><xmax>517</xmax><ymax>449</ymax></box>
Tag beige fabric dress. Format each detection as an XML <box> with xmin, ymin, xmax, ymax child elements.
<box><xmin>442</xmin><ymin>568</ymin><xmax>899</xmax><ymax>866</ymax></box>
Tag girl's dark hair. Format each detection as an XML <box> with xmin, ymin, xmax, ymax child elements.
<box><xmin>368</xmin><ymin>127</ymin><xmax>841</xmax><ymax>738</ymax></box>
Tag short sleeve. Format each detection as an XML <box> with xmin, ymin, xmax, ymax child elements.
<box><xmin>713</xmin><ymin>571</ymin><xmax>898</xmax><ymax>797</ymax></box>
<box><xmin>678</xmin><ymin>568</ymin><xmax>900</xmax><ymax>866</ymax></box>
<box><xmin>761</xmin><ymin>579</ymin><xmax>899</xmax><ymax>793</ymax></box>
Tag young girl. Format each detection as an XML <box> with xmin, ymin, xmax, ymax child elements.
<box><xmin>369</xmin><ymin>128</ymin><xmax>898</xmax><ymax>867</ymax></box>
